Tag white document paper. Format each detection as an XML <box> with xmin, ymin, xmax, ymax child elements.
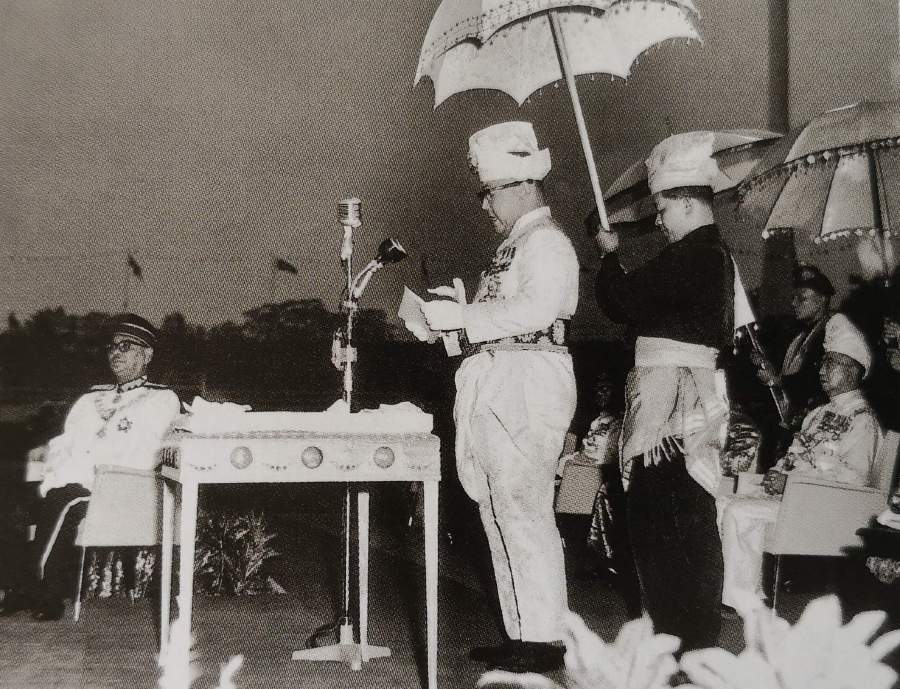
<box><xmin>398</xmin><ymin>286</ymin><xmax>463</xmax><ymax>356</ymax></box>
<box><xmin>399</xmin><ymin>286</ymin><xmax>440</xmax><ymax>344</ymax></box>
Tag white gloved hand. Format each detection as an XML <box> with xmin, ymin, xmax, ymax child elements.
<box><xmin>422</xmin><ymin>300</ymin><xmax>464</xmax><ymax>331</ymax></box>
<box><xmin>427</xmin><ymin>277</ymin><xmax>467</xmax><ymax>304</ymax></box>
<box><xmin>406</xmin><ymin>322</ymin><xmax>432</xmax><ymax>342</ymax></box>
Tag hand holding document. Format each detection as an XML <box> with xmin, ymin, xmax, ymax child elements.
<box><xmin>399</xmin><ymin>286</ymin><xmax>440</xmax><ymax>343</ymax></box>
<box><xmin>398</xmin><ymin>285</ymin><xmax>463</xmax><ymax>356</ymax></box>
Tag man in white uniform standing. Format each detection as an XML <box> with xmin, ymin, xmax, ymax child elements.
<box><xmin>1</xmin><ymin>314</ymin><xmax>180</xmax><ymax>621</ymax></box>
<box><xmin>422</xmin><ymin>121</ymin><xmax>579</xmax><ymax>674</ymax></box>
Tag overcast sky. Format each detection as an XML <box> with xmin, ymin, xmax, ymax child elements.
<box><xmin>0</xmin><ymin>0</ymin><xmax>896</xmax><ymax>338</ymax></box>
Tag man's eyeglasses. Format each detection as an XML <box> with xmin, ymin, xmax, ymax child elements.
<box><xmin>476</xmin><ymin>180</ymin><xmax>532</xmax><ymax>201</ymax></box>
<box><xmin>106</xmin><ymin>340</ymin><xmax>147</xmax><ymax>354</ymax></box>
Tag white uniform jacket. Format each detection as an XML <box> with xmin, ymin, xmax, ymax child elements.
<box><xmin>40</xmin><ymin>380</ymin><xmax>181</xmax><ymax>495</ymax></box>
<box><xmin>776</xmin><ymin>389</ymin><xmax>882</xmax><ymax>486</ymax></box>
<box><xmin>719</xmin><ymin>389</ymin><xmax>882</xmax><ymax>606</ymax></box>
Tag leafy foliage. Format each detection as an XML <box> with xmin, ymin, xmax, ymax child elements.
<box><xmin>193</xmin><ymin>509</ymin><xmax>279</xmax><ymax>596</ymax></box>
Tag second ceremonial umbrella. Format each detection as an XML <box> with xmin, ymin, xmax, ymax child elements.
<box><xmin>737</xmin><ymin>100</ymin><xmax>900</xmax><ymax>288</ymax></box>
<box><xmin>598</xmin><ymin>128</ymin><xmax>782</xmax><ymax>230</ymax></box>
<box><xmin>415</xmin><ymin>0</ymin><xmax>702</xmax><ymax>232</ymax></box>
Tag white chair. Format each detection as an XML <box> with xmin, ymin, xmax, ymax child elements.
<box><xmin>70</xmin><ymin>465</ymin><xmax>164</xmax><ymax>621</ymax></box>
<box><xmin>555</xmin><ymin>458</ymin><xmax>601</xmax><ymax>515</ymax></box>
<box><xmin>763</xmin><ymin>430</ymin><xmax>900</xmax><ymax>612</ymax></box>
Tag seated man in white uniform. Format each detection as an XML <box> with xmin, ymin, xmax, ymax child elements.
<box><xmin>719</xmin><ymin>313</ymin><xmax>882</xmax><ymax>609</ymax></box>
<box><xmin>421</xmin><ymin>121</ymin><xmax>578</xmax><ymax>673</ymax></box>
<box><xmin>1</xmin><ymin>314</ymin><xmax>180</xmax><ymax>621</ymax></box>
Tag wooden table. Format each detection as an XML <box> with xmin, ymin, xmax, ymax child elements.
<box><xmin>158</xmin><ymin>427</ymin><xmax>441</xmax><ymax>689</ymax></box>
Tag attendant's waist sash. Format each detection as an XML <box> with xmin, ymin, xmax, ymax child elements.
<box><xmin>634</xmin><ymin>336</ymin><xmax>719</xmax><ymax>369</ymax></box>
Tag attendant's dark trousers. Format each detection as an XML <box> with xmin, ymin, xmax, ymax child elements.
<box><xmin>626</xmin><ymin>447</ymin><xmax>722</xmax><ymax>653</ymax></box>
<box><xmin>26</xmin><ymin>484</ymin><xmax>91</xmax><ymax>606</ymax></box>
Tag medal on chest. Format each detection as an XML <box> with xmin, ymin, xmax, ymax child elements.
<box><xmin>93</xmin><ymin>389</ymin><xmax>148</xmax><ymax>437</ymax></box>
<box><xmin>478</xmin><ymin>247</ymin><xmax>517</xmax><ymax>302</ymax></box>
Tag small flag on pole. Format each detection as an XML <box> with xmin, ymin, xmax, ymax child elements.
<box><xmin>127</xmin><ymin>253</ymin><xmax>143</xmax><ymax>280</ymax></box>
<box><xmin>274</xmin><ymin>257</ymin><xmax>298</xmax><ymax>274</ymax></box>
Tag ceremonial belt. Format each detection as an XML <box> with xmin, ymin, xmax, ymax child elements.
<box><xmin>461</xmin><ymin>319</ymin><xmax>570</xmax><ymax>358</ymax></box>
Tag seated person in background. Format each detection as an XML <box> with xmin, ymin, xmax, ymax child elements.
<box><xmin>1</xmin><ymin>314</ymin><xmax>180</xmax><ymax>621</ymax></box>
<box><xmin>719</xmin><ymin>313</ymin><xmax>882</xmax><ymax>609</ymax></box>
<box><xmin>557</xmin><ymin>373</ymin><xmax>621</xmax><ymax>477</ymax></box>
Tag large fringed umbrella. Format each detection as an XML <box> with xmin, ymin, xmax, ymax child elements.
<box><xmin>735</xmin><ymin>100</ymin><xmax>900</xmax><ymax>291</ymax></box>
<box><xmin>414</xmin><ymin>0</ymin><xmax>702</xmax><ymax>232</ymax></box>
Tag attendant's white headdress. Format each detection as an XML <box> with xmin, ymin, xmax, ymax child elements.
<box><xmin>646</xmin><ymin>131</ymin><xmax>722</xmax><ymax>195</ymax></box>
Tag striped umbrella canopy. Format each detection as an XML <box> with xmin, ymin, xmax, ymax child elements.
<box><xmin>735</xmin><ymin>100</ymin><xmax>900</xmax><ymax>289</ymax></box>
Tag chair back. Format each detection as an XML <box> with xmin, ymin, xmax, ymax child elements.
<box><xmin>76</xmin><ymin>465</ymin><xmax>163</xmax><ymax>547</ymax></box>
<box><xmin>877</xmin><ymin>430</ymin><xmax>900</xmax><ymax>495</ymax></box>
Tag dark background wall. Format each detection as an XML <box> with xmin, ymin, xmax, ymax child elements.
<box><xmin>2</xmin><ymin>1</ymin><xmax>895</xmax><ymax>338</ymax></box>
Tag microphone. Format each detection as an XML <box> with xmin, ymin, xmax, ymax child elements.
<box><xmin>350</xmin><ymin>238</ymin><xmax>407</xmax><ymax>300</ymax></box>
<box><xmin>338</xmin><ymin>198</ymin><xmax>362</xmax><ymax>262</ymax></box>
<box><xmin>373</xmin><ymin>237</ymin><xmax>407</xmax><ymax>266</ymax></box>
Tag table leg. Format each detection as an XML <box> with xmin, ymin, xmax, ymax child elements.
<box><xmin>358</xmin><ymin>489</ymin><xmax>369</xmax><ymax>661</ymax></box>
<box><xmin>177</xmin><ymin>481</ymin><xmax>198</xmax><ymax>638</ymax></box>
<box><xmin>424</xmin><ymin>480</ymin><xmax>438</xmax><ymax>689</ymax></box>
<box><xmin>160</xmin><ymin>478</ymin><xmax>175</xmax><ymax>652</ymax></box>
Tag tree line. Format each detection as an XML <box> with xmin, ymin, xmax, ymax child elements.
<box><xmin>0</xmin><ymin>302</ymin><xmax>453</xmax><ymax>415</ymax></box>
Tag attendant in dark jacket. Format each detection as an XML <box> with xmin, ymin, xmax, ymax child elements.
<box><xmin>754</xmin><ymin>264</ymin><xmax>833</xmax><ymax>427</ymax></box>
<box><xmin>595</xmin><ymin>131</ymin><xmax>733</xmax><ymax>653</ymax></box>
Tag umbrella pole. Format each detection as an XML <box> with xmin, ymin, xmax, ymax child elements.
<box><xmin>548</xmin><ymin>10</ymin><xmax>610</xmax><ymax>233</ymax></box>
<box><xmin>868</xmin><ymin>148</ymin><xmax>891</xmax><ymax>284</ymax></box>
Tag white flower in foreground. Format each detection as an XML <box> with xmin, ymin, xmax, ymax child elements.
<box><xmin>563</xmin><ymin>613</ymin><xmax>680</xmax><ymax>689</ymax></box>
<box><xmin>157</xmin><ymin>614</ymin><xmax>202</xmax><ymax>689</ymax></box>
<box><xmin>476</xmin><ymin>612</ymin><xmax>680</xmax><ymax>689</ymax></box>
<box><xmin>680</xmin><ymin>593</ymin><xmax>900</xmax><ymax>689</ymax></box>
<box><xmin>212</xmin><ymin>655</ymin><xmax>244</xmax><ymax>689</ymax></box>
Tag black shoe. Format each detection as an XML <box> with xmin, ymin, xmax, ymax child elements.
<box><xmin>469</xmin><ymin>642</ymin><xmax>512</xmax><ymax>664</ymax></box>
<box><xmin>488</xmin><ymin>641</ymin><xmax>565</xmax><ymax>674</ymax></box>
<box><xmin>0</xmin><ymin>591</ymin><xmax>32</xmax><ymax>616</ymax></box>
<box><xmin>31</xmin><ymin>599</ymin><xmax>65</xmax><ymax>622</ymax></box>
<box><xmin>669</xmin><ymin>670</ymin><xmax>691</xmax><ymax>687</ymax></box>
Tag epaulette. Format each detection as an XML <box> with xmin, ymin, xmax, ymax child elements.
<box><xmin>90</xmin><ymin>384</ymin><xmax>116</xmax><ymax>392</ymax></box>
<box><xmin>144</xmin><ymin>382</ymin><xmax>171</xmax><ymax>389</ymax></box>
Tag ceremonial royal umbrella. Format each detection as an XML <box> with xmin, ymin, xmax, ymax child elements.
<box><xmin>736</xmin><ymin>100</ymin><xmax>900</xmax><ymax>287</ymax></box>
<box><xmin>598</xmin><ymin>129</ymin><xmax>781</xmax><ymax>230</ymax></box>
<box><xmin>414</xmin><ymin>0</ymin><xmax>702</xmax><ymax>232</ymax></box>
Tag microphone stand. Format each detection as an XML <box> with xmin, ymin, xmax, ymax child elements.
<box><xmin>293</xmin><ymin>213</ymin><xmax>390</xmax><ymax>671</ymax></box>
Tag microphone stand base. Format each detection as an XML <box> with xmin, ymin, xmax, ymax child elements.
<box><xmin>292</xmin><ymin>622</ymin><xmax>391</xmax><ymax>671</ymax></box>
